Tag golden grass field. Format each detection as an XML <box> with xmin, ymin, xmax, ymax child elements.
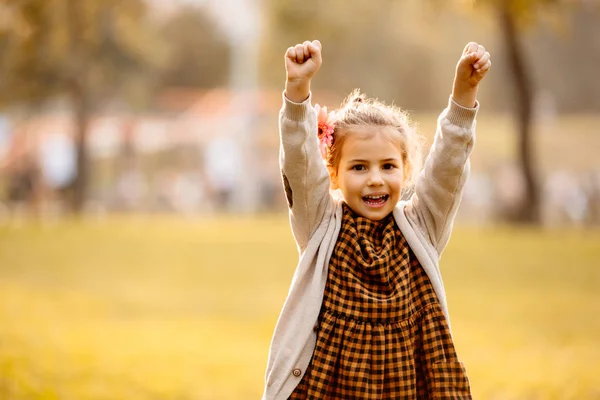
<box><xmin>0</xmin><ymin>215</ymin><xmax>599</xmax><ymax>399</ymax></box>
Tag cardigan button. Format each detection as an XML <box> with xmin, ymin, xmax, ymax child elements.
<box><xmin>292</xmin><ymin>368</ymin><xmax>302</xmax><ymax>377</ymax></box>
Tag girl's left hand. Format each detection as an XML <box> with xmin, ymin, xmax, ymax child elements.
<box><xmin>452</xmin><ymin>42</ymin><xmax>492</xmax><ymax>107</ymax></box>
<box><xmin>456</xmin><ymin>42</ymin><xmax>491</xmax><ymax>87</ymax></box>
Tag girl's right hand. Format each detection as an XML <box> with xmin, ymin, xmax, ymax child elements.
<box><xmin>285</xmin><ymin>40</ymin><xmax>322</xmax><ymax>103</ymax></box>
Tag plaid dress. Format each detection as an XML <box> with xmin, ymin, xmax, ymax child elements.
<box><xmin>289</xmin><ymin>204</ymin><xmax>472</xmax><ymax>399</ymax></box>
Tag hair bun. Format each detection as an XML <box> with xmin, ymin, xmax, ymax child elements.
<box><xmin>341</xmin><ymin>89</ymin><xmax>368</xmax><ymax>109</ymax></box>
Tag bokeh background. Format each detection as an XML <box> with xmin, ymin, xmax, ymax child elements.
<box><xmin>0</xmin><ymin>0</ymin><xmax>599</xmax><ymax>399</ymax></box>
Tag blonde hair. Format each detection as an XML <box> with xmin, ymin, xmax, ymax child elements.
<box><xmin>325</xmin><ymin>89</ymin><xmax>424</xmax><ymax>188</ymax></box>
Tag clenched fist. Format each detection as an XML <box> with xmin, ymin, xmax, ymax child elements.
<box><xmin>452</xmin><ymin>42</ymin><xmax>492</xmax><ymax>108</ymax></box>
<box><xmin>285</xmin><ymin>40</ymin><xmax>322</xmax><ymax>103</ymax></box>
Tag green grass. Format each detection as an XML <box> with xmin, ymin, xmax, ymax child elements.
<box><xmin>0</xmin><ymin>216</ymin><xmax>599</xmax><ymax>399</ymax></box>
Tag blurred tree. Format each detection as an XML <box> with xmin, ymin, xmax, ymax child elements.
<box><xmin>158</xmin><ymin>5</ymin><xmax>230</xmax><ymax>89</ymax></box>
<box><xmin>0</xmin><ymin>0</ymin><xmax>163</xmax><ymax>213</ymax></box>
<box><xmin>475</xmin><ymin>0</ymin><xmax>576</xmax><ymax>223</ymax></box>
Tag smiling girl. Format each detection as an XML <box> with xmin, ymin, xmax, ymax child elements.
<box><xmin>263</xmin><ymin>39</ymin><xmax>491</xmax><ymax>400</ymax></box>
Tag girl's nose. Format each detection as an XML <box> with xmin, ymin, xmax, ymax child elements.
<box><xmin>367</xmin><ymin>172</ymin><xmax>384</xmax><ymax>186</ymax></box>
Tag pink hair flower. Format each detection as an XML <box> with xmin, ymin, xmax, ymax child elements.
<box><xmin>314</xmin><ymin>103</ymin><xmax>336</xmax><ymax>160</ymax></box>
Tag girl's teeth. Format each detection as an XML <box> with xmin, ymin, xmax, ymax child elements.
<box><xmin>363</xmin><ymin>195</ymin><xmax>388</xmax><ymax>205</ymax></box>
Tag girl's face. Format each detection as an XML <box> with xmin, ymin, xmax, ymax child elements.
<box><xmin>329</xmin><ymin>126</ymin><xmax>405</xmax><ymax>221</ymax></box>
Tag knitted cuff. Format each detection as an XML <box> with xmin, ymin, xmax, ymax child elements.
<box><xmin>282</xmin><ymin>91</ymin><xmax>313</xmax><ymax>122</ymax></box>
<box><xmin>445</xmin><ymin>96</ymin><xmax>479</xmax><ymax>129</ymax></box>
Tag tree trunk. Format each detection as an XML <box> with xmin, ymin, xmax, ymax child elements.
<box><xmin>67</xmin><ymin>0</ymin><xmax>89</xmax><ymax>214</ymax></box>
<box><xmin>498</xmin><ymin>4</ymin><xmax>540</xmax><ymax>224</ymax></box>
<box><xmin>69</xmin><ymin>80</ymin><xmax>89</xmax><ymax>213</ymax></box>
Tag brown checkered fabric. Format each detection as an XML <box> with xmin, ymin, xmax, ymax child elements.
<box><xmin>289</xmin><ymin>204</ymin><xmax>471</xmax><ymax>399</ymax></box>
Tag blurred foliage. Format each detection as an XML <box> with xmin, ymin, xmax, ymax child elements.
<box><xmin>0</xmin><ymin>0</ymin><xmax>597</xmax><ymax>112</ymax></box>
<box><xmin>262</xmin><ymin>0</ymin><xmax>600</xmax><ymax>112</ymax></box>
<box><xmin>158</xmin><ymin>5</ymin><xmax>230</xmax><ymax>89</ymax></box>
<box><xmin>0</xmin><ymin>0</ymin><xmax>165</xmax><ymax>111</ymax></box>
<box><xmin>262</xmin><ymin>0</ymin><xmax>439</xmax><ymax>109</ymax></box>
<box><xmin>485</xmin><ymin>0</ymin><xmax>573</xmax><ymax>24</ymax></box>
<box><xmin>0</xmin><ymin>217</ymin><xmax>599</xmax><ymax>398</ymax></box>
<box><xmin>0</xmin><ymin>1</ymin><xmax>235</xmax><ymax>110</ymax></box>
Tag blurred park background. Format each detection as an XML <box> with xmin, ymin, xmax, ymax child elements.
<box><xmin>0</xmin><ymin>0</ymin><xmax>599</xmax><ymax>399</ymax></box>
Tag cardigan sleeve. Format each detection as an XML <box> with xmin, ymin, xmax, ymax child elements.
<box><xmin>405</xmin><ymin>97</ymin><xmax>478</xmax><ymax>255</ymax></box>
<box><xmin>279</xmin><ymin>93</ymin><xmax>331</xmax><ymax>250</ymax></box>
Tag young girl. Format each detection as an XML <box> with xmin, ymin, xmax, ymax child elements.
<box><xmin>263</xmin><ymin>39</ymin><xmax>491</xmax><ymax>399</ymax></box>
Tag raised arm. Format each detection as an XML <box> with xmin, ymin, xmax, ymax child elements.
<box><xmin>406</xmin><ymin>42</ymin><xmax>491</xmax><ymax>254</ymax></box>
<box><xmin>280</xmin><ymin>40</ymin><xmax>331</xmax><ymax>250</ymax></box>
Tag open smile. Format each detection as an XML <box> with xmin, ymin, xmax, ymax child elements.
<box><xmin>362</xmin><ymin>194</ymin><xmax>389</xmax><ymax>208</ymax></box>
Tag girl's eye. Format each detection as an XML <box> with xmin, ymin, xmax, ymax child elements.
<box><xmin>351</xmin><ymin>165</ymin><xmax>366</xmax><ymax>171</ymax></box>
<box><xmin>382</xmin><ymin>163</ymin><xmax>396</xmax><ymax>170</ymax></box>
